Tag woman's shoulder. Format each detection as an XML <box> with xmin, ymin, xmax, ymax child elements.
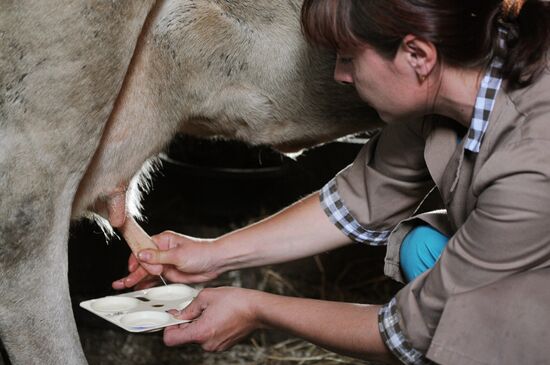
<box><xmin>504</xmin><ymin>56</ymin><xmax>550</xmax><ymax>111</ymax></box>
<box><xmin>480</xmin><ymin>62</ymin><xmax>550</xmax><ymax>156</ymax></box>
<box><xmin>496</xmin><ymin>59</ymin><xmax>550</xmax><ymax>138</ymax></box>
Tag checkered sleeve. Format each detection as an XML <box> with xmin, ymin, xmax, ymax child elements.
<box><xmin>379</xmin><ymin>298</ymin><xmax>433</xmax><ymax>365</ymax></box>
<box><xmin>320</xmin><ymin>178</ymin><xmax>391</xmax><ymax>245</ymax></box>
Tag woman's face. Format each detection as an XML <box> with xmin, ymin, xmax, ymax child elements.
<box><xmin>334</xmin><ymin>45</ymin><xmax>427</xmax><ymax>123</ymax></box>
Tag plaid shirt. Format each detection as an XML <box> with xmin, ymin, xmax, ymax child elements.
<box><xmin>320</xmin><ymin>180</ymin><xmax>391</xmax><ymax>245</ymax></box>
<box><xmin>320</xmin><ymin>28</ymin><xmax>507</xmax><ymax>364</ymax></box>
<box><xmin>463</xmin><ymin>27</ymin><xmax>507</xmax><ymax>153</ymax></box>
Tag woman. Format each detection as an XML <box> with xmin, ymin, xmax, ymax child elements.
<box><xmin>114</xmin><ymin>1</ymin><xmax>550</xmax><ymax>364</ymax></box>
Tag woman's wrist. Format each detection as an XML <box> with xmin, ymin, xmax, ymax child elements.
<box><xmin>245</xmin><ymin>289</ymin><xmax>272</xmax><ymax>330</ymax></box>
<box><xmin>209</xmin><ymin>233</ymin><xmax>258</xmax><ymax>273</ymax></box>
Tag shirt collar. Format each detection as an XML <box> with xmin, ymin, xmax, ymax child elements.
<box><xmin>463</xmin><ymin>28</ymin><xmax>507</xmax><ymax>153</ymax></box>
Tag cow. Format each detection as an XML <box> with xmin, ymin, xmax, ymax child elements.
<box><xmin>0</xmin><ymin>1</ymin><xmax>381</xmax><ymax>364</ymax></box>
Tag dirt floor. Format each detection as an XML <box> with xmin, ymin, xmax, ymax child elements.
<box><xmin>2</xmin><ymin>136</ymin><xmax>402</xmax><ymax>365</ymax></box>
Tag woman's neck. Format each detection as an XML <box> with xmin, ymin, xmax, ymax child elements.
<box><xmin>431</xmin><ymin>66</ymin><xmax>484</xmax><ymax>128</ymax></box>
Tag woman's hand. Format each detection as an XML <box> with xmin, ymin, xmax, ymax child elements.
<box><xmin>113</xmin><ymin>193</ymin><xmax>350</xmax><ymax>289</ymax></box>
<box><xmin>112</xmin><ymin>231</ymin><xmax>222</xmax><ymax>289</ymax></box>
<box><xmin>164</xmin><ymin>287</ymin><xmax>261</xmax><ymax>351</ymax></box>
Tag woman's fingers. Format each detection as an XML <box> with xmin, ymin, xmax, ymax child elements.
<box><xmin>137</xmin><ymin>248</ymin><xmax>179</xmax><ymax>266</ymax></box>
<box><xmin>111</xmin><ymin>265</ymin><xmax>150</xmax><ymax>289</ymax></box>
<box><xmin>164</xmin><ymin>322</ymin><xmax>200</xmax><ymax>347</ymax></box>
<box><xmin>134</xmin><ymin>277</ymin><xmax>162</xmax><ymax>290</ymax></box>
<box><xmin>151</xmin><ymin>231</ymin><xmax>184</xmax><ymax>250</ymax></box>
<box><xmin>175</xmin><ymin>294</ymin><xmax>207</xmax><ymax>321</ymax></box>
<box><xmin>163</xmin><ymin>267</ymin><xmax>217</xmax><ymax>284</ymax></box>
<box><xmin>128</xmin><ymin>253</ymin><xmax>139</xmax><ymax>272</ymax></box>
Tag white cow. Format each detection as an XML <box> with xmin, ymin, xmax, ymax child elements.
<box><xmin>0</xmin><ymin>1</ymin><xmax>381</xmax><ymax>363</ymax></box>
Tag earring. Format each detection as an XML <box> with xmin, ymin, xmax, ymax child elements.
<box><xmin>418</xmin><ymin>74</ymin><xmax>427</xmax><ymax>83</ymax></box>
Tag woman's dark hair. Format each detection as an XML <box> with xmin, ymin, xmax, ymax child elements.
<box><xmin>301</xmin><ymin>0</ymin><xmax>550</xmax><ymax>90</ymax></box>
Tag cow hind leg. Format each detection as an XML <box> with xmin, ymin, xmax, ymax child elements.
<box><xmin>0</xmin><ymin>186</ymin><xmax>87</xmax><ymax>365</ymax></box>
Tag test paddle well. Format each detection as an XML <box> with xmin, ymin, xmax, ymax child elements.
<box><xmin>119</xmin><ymin>216</ymin><xmax>166</xmax><ymax>282</ymax></box>
<box><xmin>80</xmin><ymin>284</ymin><xmax>198</xmax><ymax>333</ymax></box>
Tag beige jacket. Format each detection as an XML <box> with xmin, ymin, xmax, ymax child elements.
<box><xmin>330</xmin><ymin>64</ymin><xmax>550</xmax><ymax>364</ymax></box>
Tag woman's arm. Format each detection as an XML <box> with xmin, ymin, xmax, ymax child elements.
<box><xmin>113</xmin><ymin>192</ymin><xmax>352</xmax><ymax>288</ymax></box>
<box><xmin>214</xmin><ymin>191</ymin><xmax>352</xmax><ymax>271</ymax></box>
<box><xmin>164</xmin><ymin>287</ymin><xmax>400</xmax><ymax>365</ymax></box>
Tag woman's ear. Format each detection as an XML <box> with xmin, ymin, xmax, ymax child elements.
<box><xmin>400</xmin><ymin>34</ymin><xmax>438</xmax><ymax>83</ymax></box>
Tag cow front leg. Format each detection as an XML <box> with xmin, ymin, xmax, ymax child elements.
<box><xmin>0</xmin><ymin>204</ymin><xmax>87</xmax><ymax>365</ymax></box>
